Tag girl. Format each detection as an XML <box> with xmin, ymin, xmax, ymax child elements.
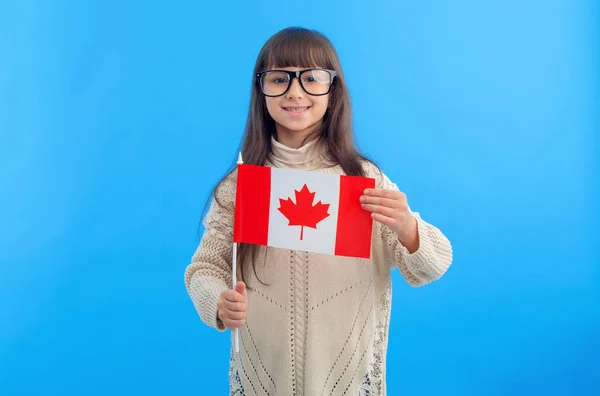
<box><xmin>184</xmin><ymin>27</ymin><xmax>453</xmax><ymax>396</ymax></box>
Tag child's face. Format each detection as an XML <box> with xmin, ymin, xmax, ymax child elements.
<box><xmin>264</xmin><ymin>67</ymin><xmax>330</xmax><ymax>140</ymax></box>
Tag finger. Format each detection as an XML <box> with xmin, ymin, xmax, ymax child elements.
<box><xmin>370</xmin><ymin>212</ymin><xmax>400</xmax><ymax>232</ymax></box>
<box><xmin>225</xmin><ymin>300</ymin><xmax>246</xmax><ymax>312</ymax></box>
<box><xmin>360</xmin><ymin>195</ymin><xmax>402</xmax><ymax>209</ymax></box>
<box><xmin>224</xmin><ymin>310</ymin><xmax>246</xmax><ymax>321</ymax></box>
<box><xmin>218</xmin><ymin>307</ymin><xmax>246</xmax><ymax>322</ymax></box>
<box><xmin>224</xmin><ymin>290</ymin><xmax>245</xmax><ymax>303</ymax></box>
<box><xmin>364</xmin><ymin>188</ymin><xmax>405</xmax><ymax>200</ymax></box>
<box><xmin>223</xmin><ymin>318</ymin><xmax>246</xmax><ymax>329</ymax></box>
<box><xmin>235</xmin><ymin>281</ymin><xmax>247</xmax><ymax>298</ymax></box>
<box><xmin>361</xmin><ymin>203</ymin><xmax>397</xmax><ymax>218</ymax></box>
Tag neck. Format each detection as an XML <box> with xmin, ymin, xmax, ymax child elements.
<box><xmin>275</xmin><ymin>123</ymin><xmax>322</xmax><ymax>149</ymax></box>
<box><xmin>268</xmin><ymin>132</ymin><xmax>329</xmax><ymax>170</ymax></box>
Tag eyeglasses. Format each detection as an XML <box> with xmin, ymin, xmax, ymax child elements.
<box><xmin>256</xmin><ymin>68</ymin><xmax>337</xmax><ymax>97</ymax></box>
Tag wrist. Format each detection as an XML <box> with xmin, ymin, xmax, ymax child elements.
<box><xmin>397</xmin><ymin>215</ymin><xmax>419</xmax><ymax>253</ymax></box>
<box><xmin>216</xmin><ymin>311</ymin><xmax>225</xmax><ymax>330</ymax></box>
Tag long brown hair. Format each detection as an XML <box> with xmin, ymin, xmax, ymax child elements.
<box><xmin>203</xmin><ymin>26</ymin><xmax>378</xmax><ymax>285</ymax></box>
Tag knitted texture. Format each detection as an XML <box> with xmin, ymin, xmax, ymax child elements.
<box><xmin>184</xmin><ymin>137</ymin><xmax>453</xmax><ymax>395</ymax></box>
<box><xmin>184</xmin><ymin>173</ymin><xmax>236</xmax><ymax>330</ymax></box>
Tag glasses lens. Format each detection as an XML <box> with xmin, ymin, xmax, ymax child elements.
<box><xmin>261</xmin><ymin>71</ymin><xmax>290</xmax><ymax>96</ymax></box>
<box><xmin>300</xmin><ymin>69</ymin><xmax>333</xmax><ymax>95</ymax></box>
<box><xmin>260</xmin><ymin>69</ymin><xmax>334</xmax><ymax>96</ymax></box>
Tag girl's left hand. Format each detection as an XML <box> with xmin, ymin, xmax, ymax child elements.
<box><xmin>360</xmin><ymin>188</ymin><xmax>419</xmax><ymax>250</ymax></box>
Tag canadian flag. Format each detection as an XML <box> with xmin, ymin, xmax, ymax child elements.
<box><xmin>233</xmin><ymin>164</ymin><xmax>375</xmax><ymax>259</ymax></box>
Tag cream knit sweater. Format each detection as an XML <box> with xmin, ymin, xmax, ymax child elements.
<box><xmin>184</xmin><ymin>136</ymin><xmax>453</xmax><ymax>396</ymax></box>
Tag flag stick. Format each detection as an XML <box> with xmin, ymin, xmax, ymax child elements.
<box><xmin>232</xmin><ymin>151</ymin><xmax>243</xmax><ymax>354</ymax></box>
<box><xmin>232</xmin><ymin>242</ymin><xmax>239</xmax><ymax>353</ymax></box>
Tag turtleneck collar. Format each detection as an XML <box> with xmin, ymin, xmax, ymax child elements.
<box><xmin>268</xmin><ymin>135</ymin><xmax>330</xmax><ymax>170</ymax></box>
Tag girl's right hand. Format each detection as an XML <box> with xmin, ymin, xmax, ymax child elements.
<box><xmin>217</xmin><ymin>281</ymin><xmax>247</xmax><ymax>330</ymax></box>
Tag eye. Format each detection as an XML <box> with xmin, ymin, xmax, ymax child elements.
<box><xmin>264</xmin><ymin>71</ymin><xmax>289</xmax><ymax>85</ymax></box>
<box><xmin>303</xmin><ymin>70</ymin><xmax>329</xmax><ymax>84</ymax></box>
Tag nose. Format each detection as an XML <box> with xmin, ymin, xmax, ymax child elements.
<box><xmin>286</xmin><ymin>77</ymin><xmax>304</xmax><ymax>99</ymax></box>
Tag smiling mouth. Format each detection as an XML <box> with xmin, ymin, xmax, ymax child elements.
<box><xmin>283</xmin><ymin>106</ymin><xmax>310</xmax><ymax>112</ymax></box>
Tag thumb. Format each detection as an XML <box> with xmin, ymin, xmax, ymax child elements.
<box><xmin>235</xmin><ymin>281</ymin><xmax>247</xmax><ymax>298</ymax></box>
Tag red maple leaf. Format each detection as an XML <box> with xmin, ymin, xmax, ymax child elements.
<box><xmin>278</xmin><ymin>184</ymin><xmax>330</xmax><ymax>240</ymax></box>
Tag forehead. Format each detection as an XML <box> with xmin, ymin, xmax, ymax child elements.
<box><xmin>262</xmin><ymin>40</ymin><xmax>332</xmax><ymax>71</ymax></box>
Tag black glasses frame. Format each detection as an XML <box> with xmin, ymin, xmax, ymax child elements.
<box><xmin>255</xmin><ymin>68</ymin><xmax>338</xmax><ymax>97</ymax></box>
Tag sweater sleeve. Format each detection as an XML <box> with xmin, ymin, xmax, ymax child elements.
<box><xmin>373</xmin><ymin>170</ymin><xmax>453</xmax><ymax>287</ymax></box>
<box><xmin>184</xmin><ymin>171</ymin><xmax>237</xmax><ymax>331</ymax></box>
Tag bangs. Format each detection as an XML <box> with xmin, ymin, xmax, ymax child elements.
<box><xmin>260</xmin><ymin>28</ymin><xmax>336</xmax><ymax>71</ymax></box>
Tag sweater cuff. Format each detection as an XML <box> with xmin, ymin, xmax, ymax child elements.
<box><xmin>188</xmin><ymin>274</ymin><xmax>228</xmax><ymax>331</ymax></box>
<box><xmin>400</xmin><ymin>213</ymin><xmax>453</xmax><ymax>283</ymax></box>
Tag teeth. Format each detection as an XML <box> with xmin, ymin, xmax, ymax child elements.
<box><xmin>286</xmin><ymin>107</ymin><xmax>308</xmax><ymax>112</ymax></box>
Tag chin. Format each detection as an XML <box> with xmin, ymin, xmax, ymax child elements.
<box><xmin>278</xmin><ymin>122</ymin><xmax>314</xmax><ymax>133</ymax></box>
<box><xmin>287</xmin><ymin>123</ymin><xmax>312</xmax><ymax>132</ymax></box>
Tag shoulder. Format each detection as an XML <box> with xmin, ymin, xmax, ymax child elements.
<box><xmin>212</xmin><ymin>168</ymin><xmax>238</xmax><ymax>211</ymax></box>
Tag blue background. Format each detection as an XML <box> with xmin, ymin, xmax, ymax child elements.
<box><xmin>1</xmin><ymin>0</ymin><xmax>599</xmax><ymax>395</ymax></box>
